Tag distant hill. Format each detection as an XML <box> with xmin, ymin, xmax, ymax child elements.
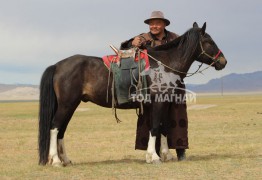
<box><xmin>187</xmin><ymin>71</ymin><xmax>262</xmax><ymax>93</ymax></box>
<box><xmin>0</xmin><ymin>84</ymin><xmax>38</xmax><ymax>93</ymax></box>
<box><xmin>0</xmin><ymin>71</ymin><xmax>261</xmax><ymax>100</ymax></box>
<box><xmin>0</xmin><ymin>84</ymin><xmax>39</xmax><ymax>100</ymax></box>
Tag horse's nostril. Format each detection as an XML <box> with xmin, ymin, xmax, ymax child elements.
<box><xmin>219</xmin><ymin>57</ymin><xmax>227</xmax><ymax>66</ymax></box>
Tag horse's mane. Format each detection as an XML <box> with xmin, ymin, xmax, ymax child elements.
<box><xmin>153</xmin><ymin>27</ymin><xmax>201</xmax><ymax>60</ymax></box>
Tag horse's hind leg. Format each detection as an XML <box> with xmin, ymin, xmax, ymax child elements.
<box><xmin>57</xmin><ymin>139</ymin><xmax>71</xmax><ymax>166</ymax></box>
<box><xmin>56</xmin><ymin>105</ymin><xmax>80</xmax><ymax>166</ymax></box>
<box><xmin>49</xmin><ymin>102</ymin><xmax>79</xmax><ymax>167</ymax></box>
<box><xmin>48</xmin><ymin>128</ymin><xmax>60</xmax><ymax>166</ymax></box>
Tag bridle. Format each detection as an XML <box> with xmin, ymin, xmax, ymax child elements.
<box><xmin>189</xmin><ymin>39</ymin><xmax>223</xmax><ymax>77</ymax></box>
<box><xmin>139</xmin><ymin>36</ymin><xmax>223</xmax><ymax>77</ymax></box>
<box><xmin>198</xmin><ymin>39</ymin><xmax>222</xmax><ymax>64</ymax></box>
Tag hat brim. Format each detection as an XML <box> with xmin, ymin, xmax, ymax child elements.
<box><xmin>144</xmin><ymin>18</ymin><xmax>170</xmax><ymax>26</ymax></box>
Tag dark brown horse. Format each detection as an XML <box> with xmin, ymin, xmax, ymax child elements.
<box><xmin>38</xmin><ymin>22</ymin><xmax>227</xmax><ymax>166</ymax></box>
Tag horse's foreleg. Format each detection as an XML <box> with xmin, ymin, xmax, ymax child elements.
<box><xmin>146</xmin><ymin>103</ymin><xmax>169</xmax><ymax>164</ymax></box>
<box><xmin>146</xmin><ymin>132</ymin><xmax>161</xmax><ymax>164</ymax></box>
<box><xmin>57</xmin><ymin>139</ymin><xmax>72</xmax><ymax>166</ymax></box>
<box><xmin>48</xmin><ymin>128</ymin><xmax>62</xmax><ymax>167</ymax></box>
<box><xmin>160</xmin><ymin>134</ymin><xmax>175</xmax><ymax>162</ymax></box>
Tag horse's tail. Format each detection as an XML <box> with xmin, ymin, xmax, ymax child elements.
<box><xmin>38</xmin><ymin>65</ymin><xmax>57</xmax><ymax>165</ymax></box>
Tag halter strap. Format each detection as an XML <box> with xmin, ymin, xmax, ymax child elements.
<box><xmin>214</xmin><ymin>50</ymin><xmax>222</xmax><ymax>59</ymax></box>
<box><xmin>198</xmin><ymin>41</ymin><xmax>222</xmax><ymax>62</ymax></box>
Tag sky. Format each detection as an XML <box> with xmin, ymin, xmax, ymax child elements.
<box><xmin>0</xmin><ymin>0</ymin><xmax>261</xmax><ymax>85</ymax></box>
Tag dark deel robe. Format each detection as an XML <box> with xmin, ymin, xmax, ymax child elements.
<box><xmin>120</xmin><ymin>30</ymin><xmax>189</xmax><ymax>152</ymax></box>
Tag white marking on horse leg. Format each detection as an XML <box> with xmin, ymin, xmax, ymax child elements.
<box><xmin>48</xmin><ymin>128</ymin><xmax>62</xmax><ymax>167</ymax></box>
<box><xmin>147</xmin><ymin>132</ymin><xmax>156</xmax><ymax>154</ymax></box>
<box><xmin>146</xmin><ymin>132</ymin><xmax>161</xmax><ymax>164</ymax></box>
<box><xmin>160</xmin><ymin>134</ymin><xmax>174</xmax><ymax>162</ymax></box>
<box><xmin>57</xmin><ymin>139</ymin><xmax>72</xmax><ymax>166</ymax></box>
<box><xmin>160</xmin><ymin>134</ymin><xmax>169</xmax><ymax>154</ymax></box>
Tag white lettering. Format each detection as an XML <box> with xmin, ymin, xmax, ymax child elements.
<box><xmin>155</xmin><ymin>94</ymin><xmax>163</xmax><ymax>102</ymax></box>
<box><xmin>186</xmin><ymin>93</ymin><xmax>197</xmax><ymax>104</ymax></box>
<box><xmin>163</xmin><ymin>94</ymin><xmax>170</xmax><ymax>102</ymax></box>
<box><xmin>144</xmin><ymin>94</ymin><xmax>152</xmax><ymax>103</ymax></box>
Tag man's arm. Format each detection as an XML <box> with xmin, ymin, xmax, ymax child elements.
<box><xmin>120</xmin><ymin>38</ymin><xmax>134</xmax><ymax>50</ymax></box>
<box><xmin>120</xmin><ymin>33</ymin><xmax>149</xmax><ymax>50</ymax></box>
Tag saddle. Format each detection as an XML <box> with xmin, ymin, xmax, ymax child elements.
<box><xmin>103</xmin><ymin>46</ymin><xmax>150</xmax><ymax>70</ymax></box>
<box><xmin>102</xmin><ymin>46</ymin><xmax>150</xmax><ymax>105</ymax></box>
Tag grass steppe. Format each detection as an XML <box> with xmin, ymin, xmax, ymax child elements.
<box><xmin>0</xmin><ymin>94</ymin><xmax>261</xmax><ymax>179</ymax></box>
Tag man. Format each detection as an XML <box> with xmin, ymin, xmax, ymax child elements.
<box><xmin>120</xmin><ymin>11</ymin><xmax>187</xmax><ymax>161</ymax></box>
<box><xmin>121</xmin><ymin>11</ymin><xmax>178</xmax><ymax>49</ymax></box>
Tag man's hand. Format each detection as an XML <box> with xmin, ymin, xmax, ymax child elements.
<box><xmin>132</xmin><ymin>36</ymin><xmax>144</xmax><ymax>47</ymax></box>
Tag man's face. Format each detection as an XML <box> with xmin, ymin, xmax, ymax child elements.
<box><xmin>149</xmin><ymin>19</ymin><xmax>166</xmax><ymax>35</ymax></box>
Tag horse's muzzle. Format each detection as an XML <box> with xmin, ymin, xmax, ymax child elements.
<box><xmin>215</xmin><ymin>56</ymin><xmax>227</xmax><ymax>70</ymax></box>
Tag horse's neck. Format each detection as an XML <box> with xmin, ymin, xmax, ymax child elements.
<box><xmin>149</xmin><ymin>48</ymin><xmax>195</xmax><ymax>78</ymax></box>
<box><xmin>169</xmin><ymin>48</ymin><xmax>196</xmax><ymax>76</ymax></box>
<box><xmin>148</xmin><ymin>38</ymin><xmax>199</xmax><ymax>77</ymax></box>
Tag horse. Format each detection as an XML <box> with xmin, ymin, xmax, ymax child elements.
<box><xmin>38</xmin><ymin>22</ymin><xmax>227</xmax><ymax>166</ymax></box>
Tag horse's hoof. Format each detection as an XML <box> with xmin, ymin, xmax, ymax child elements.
<box><xmin>48</xmin><ymin>156</ymin><xmax>63</xmax><ymax>167</ymax></box>
<box><xmin>52</xmin><ymin>162</ymin><xmax>63</xmax><ymax>167</ymax></box>
<box><xmin>146</xmin><ymin>152</ymin><xmax>151</xmax><ymax>163</ymax></box>
<box><xmin>160</xmin><ymin>152</ymin><xmax>175</xmax><ymax>162</ymax></box>
<box><xmin>63</xmin><ymin>160</ymin><xmax>73</xmax><ymax>167</ymax></box>
<box><xmin>152</xmin><ymin>159</ymin><xmax>162</xmax><ymax>164</ymax></box>
<box><xmin>146</xmin><ymin>152</ymin><xmax>161</xmax><ymax>164</ymax></box>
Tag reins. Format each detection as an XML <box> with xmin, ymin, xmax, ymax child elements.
<box><xmin>108</xmin><ymin>35</ymin><xmax>222</xmax><ymax>123</ymax></box>
<box><xmin>138</xmin><ymin>39</ymin><xmax>222</xmax><ymax>77</ymax></box>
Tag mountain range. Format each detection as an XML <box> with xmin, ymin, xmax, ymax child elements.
<box><xmin>0</xmin><ymin>71</ymin><xmax>261</xmax><ymax>100</ymax></box>
<box><xmin>186</xmin><ymin>71</ymin><xmax>262</xmax><ymax>93</ymax></box>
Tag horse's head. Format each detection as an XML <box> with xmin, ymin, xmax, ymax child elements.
<box><xmin>194</xmin><ymin>22</ymin><xmax>227</xmax><ymax>70</ymax></box>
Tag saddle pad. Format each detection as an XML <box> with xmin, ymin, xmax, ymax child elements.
<box><xmin>102</xmin><ymin>49</ymin><xmax>150</xmax><ymax>70</ymax></box>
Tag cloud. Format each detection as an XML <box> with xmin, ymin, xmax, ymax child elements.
<box><xmin>0</xmin><ymin>23</ymin><xmax>103</xmax><ymax>60</ymax></box>
<box><xmin>0</xmin><ymin>0</ymin><xmax>262</xmax><ymax>84</ymax></box>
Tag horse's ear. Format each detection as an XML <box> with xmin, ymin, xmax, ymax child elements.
<box><xmin>193</xmin><ymin>22</ymin><xmax>199</xmax><ymax>28</ymax></box>
<box><xmin>201</xmin><ymin>22</ymin><xmax>206</xmax><ymax>35</ymax></box>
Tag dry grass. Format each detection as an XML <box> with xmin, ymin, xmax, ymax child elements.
<box><xmin>0</xmin><ymin>94</ymin><xmax>261</xmax><ymax>179</ymax></box>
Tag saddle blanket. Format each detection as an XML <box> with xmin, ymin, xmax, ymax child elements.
<box><xmin>102</xmin><ymin>49</ymin><xmax>150</xmax><ymax>105</ymax></box>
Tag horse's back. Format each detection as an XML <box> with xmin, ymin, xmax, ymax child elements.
<box><xmin>53</xmin><ymin>54</ymin><xmax>111</xmax><ymax>105</ymax></box>
<box><xmin>54</xmin><ymin>54</ymin><xmax>106</xmax><ymax>78</ymax></box>
<box><xmin>55</xmin><ymin>54</ymin><xmax>102</xmax><ymax>70</ymax></box>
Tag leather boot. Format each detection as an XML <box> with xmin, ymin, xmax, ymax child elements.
<box><xmin>176</xmin><ymin>149</ymin><xmax>186</xmax><ymax>161</ymax></box>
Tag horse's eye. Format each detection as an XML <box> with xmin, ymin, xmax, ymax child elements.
<box><xmin>206</xmin><ymin>39</ymin><xmax>215</xmax><ymax>46</ymax></box>
<box><xmin>210</xmin><ymin>41</ymin><xmax>215</xmax><ymax>45</ymax></box>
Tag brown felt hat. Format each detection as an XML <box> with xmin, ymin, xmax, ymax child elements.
<box><xmin>144</xmin><ymin>11</ymin><xmax>170</xmax><ymax>26</ymax></box>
